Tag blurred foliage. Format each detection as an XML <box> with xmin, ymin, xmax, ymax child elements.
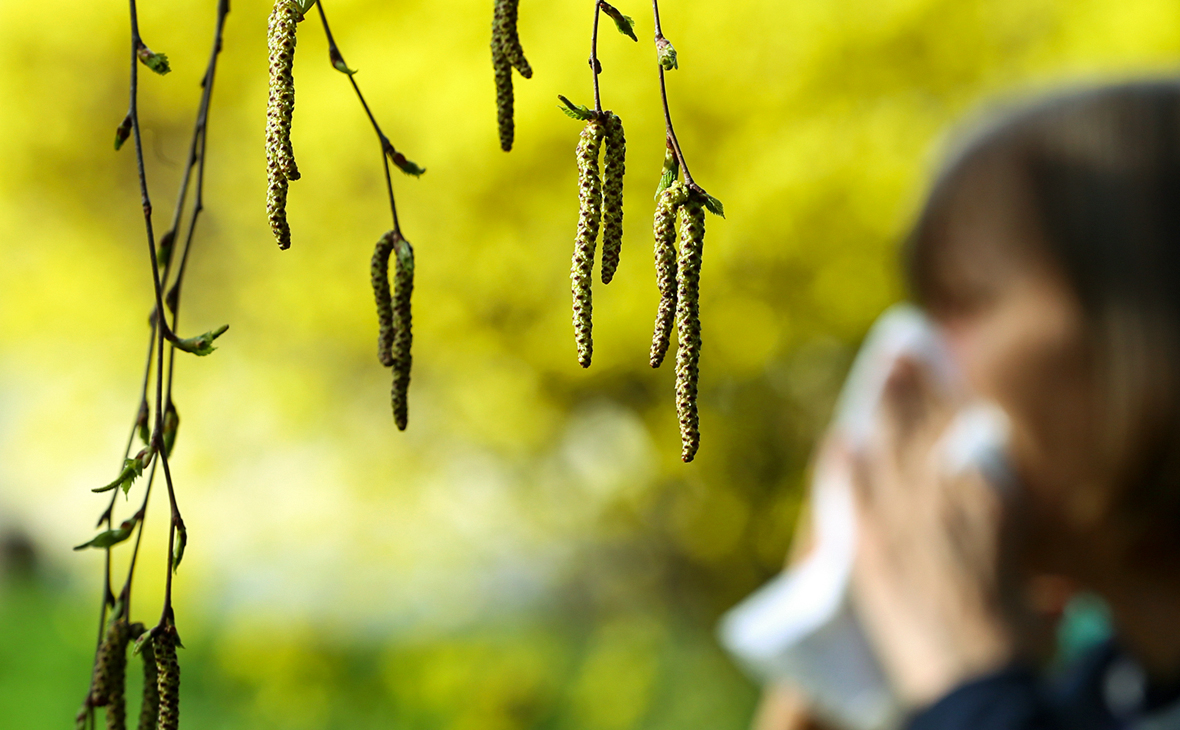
<box><xmin>1</xmin><ymin>0</ymin><xmax>1179</xmax><ymax>727</ymax></box>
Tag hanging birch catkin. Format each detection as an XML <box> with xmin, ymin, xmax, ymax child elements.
<box><xmin>491</xmin><ymin>0</ymin><xmax>532</xmax><ymax>151</ymax></box>
<box><xmin>154</xmin><ymin>625</ymin><xmax>180</xmax><ymax>730</ymax></box>
<box><xmin>134</xmin><ymin>628</ymin><xmax>159</xmax><ymax>730</ymax></box>
<box><xmin>371</xmin><ymin>232</ymin><xmax>396</xmax><ymax>367</ymax></box>
<box><xmin>390</xmin><ymin>235</ymin><xmax>415</xmax><ymax>431</ymax></box>
<box><xmin>92</xmin><ymin>619</ymin><xmax>131</xmax><ymax>726</ymax></box>
<box><xmin>571</xmin><ymin>117</ymin><xmax>605</xmax><ymax>368</ymax></box>
<box><xmin>266</xmin><ymin>0</ymin><xmax>302</xmax><ymax>249</ymax></box>
<box><xmin>650</xmin><ymin>181</ymin><xmax>687</xmax><ymax>368</ymax></box>
<box><xmin>599</xmin><ymin>112</ymin><xmax>626</xmax><ymax>285</ymax></box>
<box><xmin>675</xmin><ymin>193</ymin><xmax>705</xmax><ymax>462</ymax></box>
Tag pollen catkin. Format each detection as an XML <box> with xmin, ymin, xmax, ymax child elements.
<box><xmin>154</xmin><ymin>626</ymin><xmax>180</xmax><ymax>730</ymax></box>
<box><xmin>371</xmin><ymin>231</ymin><xmax>396</xmax><ymax>367</ymax></box>
<box><xmin>135</xmin><ymin>629</ymin><xmax>159</xmax><ymax>730</ymax></box>
<box><xmin>266</xmin><ymin>0</ymin><xmax>301</xmax><ymax>249</ymax></box>
<box><xmin>650</xmin><ymin>182</ymin><xmax>687</xmax><ymax>368</ymax></box>
<box><xmin>571</xmin><ymin>118</ymin><xmax>604</xmax><ymax>368</ymax></box>
<box><xmin>600</xmin><ymin>113</ymin><xmax>626</xmax><ymax>285</ymax></box>
<box><xmin>94</xmin><ymin>620</ymin><xmax>130</xmax><ymax>729</ymax></box>
<box><xmin>391</xmin><ymin>235</ymin><xmax>414</xmax><ymax>431</ymax></box>
<box><xmin>494</xmin><ymin>0</ymin><xmax>532</xmax><ymax>78</ymax></box>
<box><xmin>675</xmin><ymin>193</ymin><xmax>705</xmax><ymax>462</ymax></box>
<box><xmin>492</xmin><ymin>48</ymin><xmax>514</xmax><ymax>152</ymax></box>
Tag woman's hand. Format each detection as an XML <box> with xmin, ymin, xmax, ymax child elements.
<box><xmin>842</xmin><ymin>356</ymin><xmax>1025</xmax><ymax>711</ymax></box>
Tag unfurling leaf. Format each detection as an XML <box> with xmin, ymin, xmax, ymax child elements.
<box><xmin>173</xmin><ymin>324</ymin><xmax>229</xmax><ymax>356</ymax></box>
<box><xmin>654</xmin><ymin>146</ymin><xmax>679</xmax><ymax>201</ymax></box>
<box><xmin>293</xmin><ymin>0</ymin><xmax>318</xmax><ymax>17</ymax></box>
<box><xmin>703</xmin><ymin>193</ymin><xmax>725</xmax><ymax>218</ymax></box>
<box><xmin>599</xmin><ymin>2</ymin><xmax>638</xmax><ymax>42</ymax></box>
<box><xmin>74</xmin><ymin>517</ymin><xmax>138</xmax><ymax>551</ymax></box>
<box><xmin>657</xmin><ymin>36</ymin><xmax>678</xmax><ymax>70</ymax></box>
<box><xmin>114</xmin><ymin>114</ymin><xmax>132</xmax><ymax>151</ymax></box>
<box><xmin>136</xmin><ymin>43</ymin><xmax>171</xmax><ymax>75</ymax></box>
<box><xmin>92</xmin><ymin>455</ymin><xmax>148</xmax><ymax>494</ymax></box>
<box><xmin>136</xmin><ymin>399</ymin><xmax>150</xmax><ymax>446</ymax></box>
<box><xmin>557</xmin><ymin>95</ymin><xmax>595</xmax><ymax>121</ymax></box>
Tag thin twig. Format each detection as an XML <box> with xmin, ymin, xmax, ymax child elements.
<box><xmin>651</xmin><ymin>0</ymin><xmax>704</xmax><ymax>195</ymax></box>
<box><xmin>315</xmin><ymin>1</ymin><xmax>402</xmax><ymax>233</ymax></box>
<box><xmin>590</xmin><ymin>1</ymin><xmax>603</xmax><ymax>113</ymax></box>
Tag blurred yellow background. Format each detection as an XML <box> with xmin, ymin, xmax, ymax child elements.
<box><xmin>0</xmin><ymin>0</ymin><xmax>1178</xmax><ymax>727</ymax></box>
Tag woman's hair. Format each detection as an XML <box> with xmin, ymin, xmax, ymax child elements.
<box><xmin>907</xmin><ymin>80</ymin><xmax>1180</xmax><ymax>545</ymax></box>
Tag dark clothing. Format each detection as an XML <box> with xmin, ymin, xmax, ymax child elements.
<box><xmin>907</xmin><ymin>642</ymin><xmax>1180</xmax><ymax>730</ymax></box>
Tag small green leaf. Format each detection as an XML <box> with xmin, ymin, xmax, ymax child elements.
<box><xmin>557</xmin><ymin>95</ymin><xmax>594</xmax><ymax>121</ymax></box>
<box><xmin>599</xmin><ymin>2</ymin><xmax>638</xmax><ymax>42</ymax></box>
<box><xmin>293</xmin><ymin>0</ymin><xmax>319</xmax><ymax>17</ymax></box>
<box><xmin>703</xmin><ymin>193</ymin><xmax>725</xmax><ymax>218</ymax></box>
<box><xmin>654</xmin><ymin>147</ymin><xmax>679</xmax><ymax>201</ymax></box>
<box><xmin>136</xmin><ymin>44</ymin><xmax>171</xmax><ymax>76</ymax></box>
<box><xmin>174</xmin><ymin>324</ymin><xmax>229</xmax><ymax>356</ymax></box>
<box><xmin>74</xmin><ymin>517</ymin><xmax>138</xmax><ymax>551</ymax></box>
<box><xmin>133</xmin><ymin>630</ymin><xmax>153</xmax><ymax>656</ymax></box>
<box><xmin>157</xmin><ymin>229</ymin><xmax>175</xmax><ymax>270</ymax></box>
<box><xmin>93</xmin><ymin>457</ymin><xmax>145</xmax><ymax>494</ymax></box>
<box><xmin>172</xmin><ymin>525</ymin><xmax>188</xmax><ymax>573</ymax></box>
<box><xmin>657</xmin><ymin>37</ymin><xmax>678</xmax><ymax>70</ymax></box>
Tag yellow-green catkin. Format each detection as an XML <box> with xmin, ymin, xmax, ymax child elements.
<box><xmin>571</xmin><ymin>118</ymin><xmax>604</xmax><ymax>368</ymax></box>
<box><xmin>391</xmin><ymin>235</ymin><xmax>414</xmax><ymax>431</ymax></box>
<box><xmin>371</xmin><ymin>231</ymin><xmax>396</xmax><ymax>368</ymax></box>
<box><xmin>496</xmin><ymin>0</ymin><xmax>532</xmax><ymax>78</ymax></box>
<box><xmin>600</xmin><ymin>113</ymin><xmax>626</xmax><ymax>285</ymax></box>
<box><xmin>266</xmin><ymin>0</ymin><xmax>301</xmax><ymax>249</ymax></box>
<box><xmin>154</xmin><ymin>625</ymin><xmax>180</xmax><ymax>730</ymax></box>
<box><xmin>650</xmin><ymin>182</ymin><xmax>688</xmax><ymax>368</ymax></box>
<box><xmin>94</xmin><ymin>619</ymin><xmax>130</xmax><ymax>730</ymax></box>
<box><xmin>135</xmin><ymin>628</ymin><xmax>159</xmax><ymax>730</ymax></box>
<box><xmin>675</xmin><ymin>193</ymin><xmax>705</xmax><ymax>462</ymax></box>
<box><xmin>491</xmin><ymin>0</ymin><xmax>530</xmax><ymax>151</ymax></box>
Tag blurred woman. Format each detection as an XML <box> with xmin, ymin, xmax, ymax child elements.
<box><xmin>767</xmin><ymin>81</ymin><xmax>1180</xmax><ymax>729</ymax></box>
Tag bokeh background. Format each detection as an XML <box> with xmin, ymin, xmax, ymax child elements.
<box><xmin>1</xmin><ymin>0</ymin><xmax>1178</xmax><ymax>727</ymax></box>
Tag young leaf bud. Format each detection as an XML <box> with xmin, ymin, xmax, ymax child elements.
<box><xmin>600</xmin><ymin>113</ymin><xmax>626</xmax><ymax>285</ymax></box>
<box><xmin>162</xmin><ymin>400</ymin><xmax>179</xmax><ymax>458</ymax></box>
<box><xmin>154</xmin><ymin>625</ymin><xmax>181</xmax><ymax>730</ymax></box>
<box><xmin>114</xmin><ymin>114</ymin><xmax>132</xmax><ymax>151</ymax></box>
<box><xmin>653</xmin><ymin>145</ymin><xmax>679</xmax><ymax>201</ymax></box>
<box><xmin>136</xmin><ymin>42</ymin><xmax>171</xmax><ymax>76</ymax></box>
<box><xmin>136</xmin><ymin>399</ymin><xmax>150</xmax><ymax>446</ymax></box>
<box><xmin>571</xmin><ymin>118</ymin><xmax>605</xmax><ymax>368</ymax></box>
<box><xmin>156</xmin><ymin>228</ymin><xmax>176</xmax><ymax>272</ymax></box>
<box><xmin>656</xmin><ymin>36</ymin><xmax>678</xmax><ymax>70</ymax></box>
<box><xmin>371</xmin><ymin>232</ymin><xmax>396</xmax><ymax>368</ymax></box>
<box><xmin>599</xmin><ymin>2</ymin><xmax>638</xmax><ymax>42</ymax></box>
<box><xmin>391</xmin><ymin>235</ymin><xmax>415</xmax><ymax>431</ymax></box>
<box><xmin>650</xmin><ymin>182</ymin><xmax>687</xmax><ymax>368</ymax></box>
<box><xmin>675</xmin><ymin>194</ymin><xmax>705</xmax><ymax>462</ymax></box>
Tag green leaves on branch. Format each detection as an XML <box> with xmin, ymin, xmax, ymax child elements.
<box><xmin>136</xmin><ymin>42</ymin><xmax>171</xmax><ymax>76</ymax></box>
<box><xmin>599</xmin><ymin>2</ymin><xmax>637</xmax><ymax>42</ymax></box>
<box><xmin>292</xmin><ymin>0</ymin><xmax>318</xmax><ymax>17</ymax></box>
<box><xmin>173</xmin><ymin>324</ymin><xmax>229</xmax><ymax>356</ymax></box>
<box><xmin>557</xmin><ymin>95</ymin><xmax>595</xmax><ymax>122</ymax></box>
<box><xmin>656</xmin><ymin>36</ymin><xmax>678</xmax><ymax>70</ymax></box>
<box><xmin>93</xmin><ymin>450</ymin><xmax>152</xmax><ymax>494</ymax></box>
<box><xmin>74</xmin><ymin>515</ymin><xmax>139</xmax><ymax>551</ymax></box>
<box><xmin>703</xmin><ymin>192</ymin><xmax>725</xmax><ymax>218</ymax></box>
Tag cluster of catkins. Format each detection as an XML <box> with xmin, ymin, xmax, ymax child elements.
<box><xmin>570</xmin><ymin>111</ymin><xmax>627</xmax><ymax>368</ymax></box>
<box><xmin>266</xmin><ymin>0</ymin><xmax>303</xmax><ymax>250</ymax></box>
<box><xmin>372</xmin><ymin>231</ymin><xmax>415</xmax><ymax>430</ymax></box>
<box><xmin>650</xmin><ymin>177</ymin><xmax>706</xmax><ymax>462</ymax></box>
<box><xmin>491</xmin><ymin>0</ymin><xmax>532</xmax><ymax>151</ymax></box>
<box><xmin>83</xmin><ymin>614</ymin><xmax>180</xmax><ymax>730</ymax></box>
